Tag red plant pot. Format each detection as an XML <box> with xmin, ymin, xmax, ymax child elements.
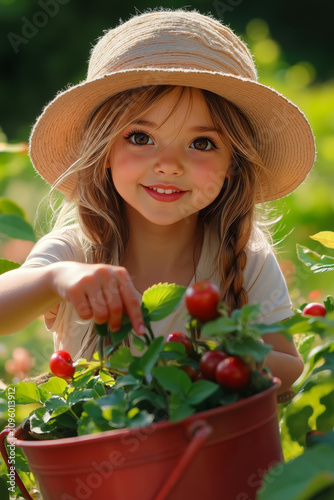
<box><xmin>0</xmin><ymin>381</ymin><xmax>283</xmax><ymax>500</ymax></box>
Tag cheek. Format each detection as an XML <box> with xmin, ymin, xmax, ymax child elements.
<box><xmin>110</xmin><ymin>150</ymin><xmax>139</xmax><ymax>186</ymax></box>
<box><xmin>195</xmin><ymin>165</ymin><xmax>226</xmax><ymax>201</ymax></box>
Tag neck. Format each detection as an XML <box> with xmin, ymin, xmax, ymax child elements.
<box><xmin>121</xmin><ymin>209</ymin><xmax>204</xmax><ymax>293</ymax></box>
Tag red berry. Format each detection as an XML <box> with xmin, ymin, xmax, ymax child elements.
<box><xmin>215</xmin><ymin>356</ymin><xmax>251</xmax><ymax>391</ymax></box>
<box><xmin>49</xmin><ymin>350</ymin><xmax>75</xmax><ymax>378</ymax></box>
<box><xmin>199</xmin><ymin>350</ymin><xmax>228</xmax><ymax>381</ymax></box>
<box><xmin>180</xmin><ymin>365</ymin><xmax>199</xmax><ymax>381</ymax></box>
<box><xmin>185</xmin><ymin>281</ymin><xmax>220</xmax><ymax>322</ymax></box>
<box><xmin>165</xmin><ymin>332</ymin><xmax>191</xmax><ymax>353</ymax></box>
<box><xmin>302</xmin><ymin>302</ymin><xmax>326</xmax><ymax>317</ymax></box>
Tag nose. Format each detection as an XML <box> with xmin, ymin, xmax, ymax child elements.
<box><xmin>153</xmin><ymin>146</ymin><xmax>184</xmax><ymax>176</ymax></box>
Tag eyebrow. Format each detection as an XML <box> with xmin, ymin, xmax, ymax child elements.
<box><xmin>133</xmin><ymin>120</ymin><xmax>221</xmax><ymax>134</ymax></box>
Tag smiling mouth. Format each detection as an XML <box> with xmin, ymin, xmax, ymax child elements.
<box><xmin>148</xmin><ymin>186</ymin><xmax>183</xmax><ymax>194</ymax></box>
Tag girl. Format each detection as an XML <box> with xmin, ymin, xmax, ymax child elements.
<box><xmin>0</xmin><ymin>9</ymin><xmax>315</xmax><ymax>399</ymax></box>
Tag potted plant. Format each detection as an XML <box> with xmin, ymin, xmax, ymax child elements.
<box><xmin>0</xmin><ymin>281</ymin><xmax>317</xmax><ymax>500</ymax></box>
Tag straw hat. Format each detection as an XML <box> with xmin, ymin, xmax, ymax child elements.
<box><xmin>29</xmin><ymin>9</ymin><xmax>315</xmax><ymax>201</ymax></box>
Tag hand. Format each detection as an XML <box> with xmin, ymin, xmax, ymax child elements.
<box><xmin>49</xmin><ymin>262</ymin><xmax>145</xmax><ymax>334</ymax></box>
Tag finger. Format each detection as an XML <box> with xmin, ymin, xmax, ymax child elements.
<box><xmin>88</xmin><ymin>287</ymin><xmax>113</xmax><ymax>325</ymax></box>
<box><xmin>72</xmin><ymin>292</ymin><xmax>94</xmax><ymax>321</ymax></box>
<box><xmin>115</xmin><ymin>268</ymin><xmax>146</xmax><ymax>335</ymax></box>
<box><xmin>105</xmin><ymin>288</ymin><xmax>124</xmax><ymax>331</ymax></box>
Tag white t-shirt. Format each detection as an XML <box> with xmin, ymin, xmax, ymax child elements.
<box><xmin>21</xmin><ymin>225</ymin><xmax>292</xmax><ymax>360</ymax></box>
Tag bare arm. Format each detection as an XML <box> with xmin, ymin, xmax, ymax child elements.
<box><xmin>0</xmin><ymin>262</ymin><xmax>145</xmax><ymax>336</ymax></box>
<box><xmin>262</xmin><ymin>332</ymin><xmax>304</xmax><ymax>395</ymax></box>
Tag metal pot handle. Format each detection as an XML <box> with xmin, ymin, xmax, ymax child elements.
<box><xmin>155</xmin><ymin>420</ymin><xmax>212</xmax><ymax>500</ymax></box>
<box><xmin>0</xmin><ymin>427</ymin><xmax>33</xmax><ymax>500</ymax></box>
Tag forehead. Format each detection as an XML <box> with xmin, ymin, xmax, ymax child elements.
<box><xmin>133</xmin><ymin>87</ymin><xmax>215</xmax><ymax>127</ymax></box>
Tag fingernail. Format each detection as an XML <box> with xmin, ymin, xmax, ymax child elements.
<box><xmin>137</xmin><ymin>323</ymin><xmax>146</xmax><ymax>335</ymax></box>
<box><xmin>109</xmin><ymin>324</ymin><xmax>120</xmax><ymax>332</ymax></box>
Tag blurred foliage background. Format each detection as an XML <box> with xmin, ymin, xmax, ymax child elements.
<box><xmin>0</xmin><ymin>0</ymin><xmax>334</xmax><ymax>383</ymax></box>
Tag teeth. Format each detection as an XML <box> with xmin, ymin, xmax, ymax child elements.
<box><xmin>150</xmin><ymin>187</ymin><xmax>181</xmax><ymax>194</ymax></box>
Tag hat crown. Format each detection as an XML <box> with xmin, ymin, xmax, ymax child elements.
<box><xmin>87</xmin><ymin>11</ymin><xmax>257</xmax><ymax>82</ymax></box>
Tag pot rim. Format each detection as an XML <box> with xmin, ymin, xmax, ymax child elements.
<box><xmin>14</xmin><ymin>379</ymin><xmax>281</xmax><ymax>447</ymax></box>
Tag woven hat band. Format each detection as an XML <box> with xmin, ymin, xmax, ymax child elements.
<box><xmin>87</xmin><ymin>12</ymin><xmax>257</xmax><ymax>82</ymax></box>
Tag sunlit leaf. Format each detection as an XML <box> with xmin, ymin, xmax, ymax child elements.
<box><xmin>310</xmin><ymin>231</ymin><xmax>334</xmax><ymax>249</ymax></box>
<box><xmin>7</xmin><ymin>382</ymin><xmax>41</xmax><ymax>405</ymax></box>
<box><xmin>142</xmin><ymin>282</ymin><xmax>186</xmax><ymax>321</ymax></box>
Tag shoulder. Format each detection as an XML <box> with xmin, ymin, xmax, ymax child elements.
<box><xmin>21</xmin><ymin>225</ymin><xmax>93</xmax><ymax>267</ymax></box>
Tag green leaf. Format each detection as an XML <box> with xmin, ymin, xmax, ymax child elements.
<box><xmin>227</xmin><ymin>337</ymin><xmax>272</xmax><ymax>361</ymax></box>
<box><xmin>102</xmin><ymin>407</ymin><xmax>127</xmax><ymax>428</ymax></box>
<box><xmin>113</xmin><ymin>374</ymin><xmax>141</xmax><ymax>388</ymax></box>
<box><xmin>239</xmin><ymin>303</ymin><xmax>261</xmax><ymax>322</ymax></box>
<box><xmin>0</xmin><ymin>258</ymin><xmax>20</xmax><ymax>275</ymax></box>
<box><xmin>285</xmin><ymin>405</ymin><xmax>314</xmax><ymax>446</ymax></box>
<box><xmin>129</xmin><ymin>358</ymin><xmax>144</xmax><ymax>379</ymax></box>
<box><xmin>67</xmin><ymin>388</ymin><xmax>97</xmax><ymax>406</ymax></box>
<box><xmin>98</xmin><ymin>369</ymin><xmax>115</xmax><ymax>385</ymax></box>
<box><xmin>72</xmin><ymin>369</ymin><xmax>95</xmax><ymax>388</ymax></box>
<box><xmin>110</xmin><ymin>321</ymin><xmax>132</xmax><ymax>346</ymax></box>
<box><xmin>0</xmin><ymin>198</ymin><xmax>25</xmax><ymax>217</ymax></box>
<box><xmin>323</xmin><ymin>296</ymin><xmax>334</xmax><ymax>312</ymax></box>
<box><xmin>313</xmin><ymin>350</ymin><xmax>334</xmax><ymax>376</ymax></box>
<box><xmin>38</xmin><ymin>377</ymin><xmax>68</xmax><ymax>400</ymax></box>
<box><xmin>297</xmin><ymin>334</ymin><xmax>316</xmax><ymax>363</ymax></box>
<box><xmin>284</xmin><ymin>383</ymin><xmax>334</xmax><ymax>445</ymax></box>
<box><xmin>44</xmin><ymin>396</ymin><xmax>69</xmax><ymax>415</ymax></box>
<box><xmin>78</xmin><ymin>400</ymin><xmax>111</xmax><ymax>435</ymax></box>
<box><xmin>201</xmin><ymin>316</ymin><xmax>237</xmax><ymax>337</ymax></box>
<box><xmin>142</xmin><ymin>283</ymin><xmax>186</xmax><ymax>322</ymax></box>
<box><xmin>258</xmin><ymin>445</ymin><xmax>334</xmax><ymax>500</ymax></box>
<box><xmin>169</xmin><ymin>393</ymin><xmax>194</xmax><ymax>422</ymax></box>
<box><xmin>140</xmin><ymin>336</ymin><xmax>164</xmax><ymax>376</ymax></box>
<box><xmin>132</xmin><ymin>333</ymin><xmax>147</xmax><ymax>351</ymax></box>
<box><xmin>0</xmin><ymin>214</ymin><xmax>36</xmax><ymax>241</ymax></box>
<box><xmin>127</xmin><ymin>409</ymin><xmax>155</xmax><ymax>428</ymax></box>
<box><xmin>316</xmin><ymin>390</ymin><xmax>334</xmax><ymax>432</ymax></box>
<box><xmin>296</xmin><ymin>244</ymin><xmax>334</xmax><ymax>273</ymax></box>
<box><xmin>186</xmin><ymin>379</ymin><xmax>218</xmax><ymax>405</ymax></box>
<box><xmin>94</xmin><ymin>322</ymin><xmax>109</xmax><ymax>337</ymax></box>
<box><xmin>97</xmin><ymin>389</ymin><xmax>127</xmax><ymax>412</ymax></box>
<box><xmin>7</xmin><ymin>382</ymin><xmax>41</xmax><ymax>405</ymax></box>
<box><xmin>108</xmin><ymin>346</ymin><xmax>134</xmax><ymax>371</ymax></box>
<box><xmin>152</xmin><ymin>365</ymin><xmax>192</xmax><ymax>396</ymax></box>
<box><xmin>128</xmin><ymin>388</ymin><xmax>165</xmax><ymax>409</ymax></box>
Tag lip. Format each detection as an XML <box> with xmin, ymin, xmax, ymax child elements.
<box><xmin>142</xmin><ymin>184</ymin><xmax>188</xmax><ymax>202</ymax></box>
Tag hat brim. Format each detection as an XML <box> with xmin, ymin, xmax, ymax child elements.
<box><xmin>29</xmin><ymin>68</ymin><xmax>315</xmax><ymax>202</ymax></box>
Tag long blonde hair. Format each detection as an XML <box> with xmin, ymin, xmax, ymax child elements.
<box><xmin>52</xmin><ymin>85</ymin><xmax>274</xmax><ymax>312</ymax></box>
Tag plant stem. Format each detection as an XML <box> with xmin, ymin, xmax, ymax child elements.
<box><xmin>146</xmin><ymin>323</ymin><xmax>155</xmax><ymax>342</ymax></box>
<box><xmin>69</xmin><ymin>407</ymin><xmax>79</xmax><ymax>421</ymax></box>
<box><xmin>98</xmin><ymin>336</ymin><xmax>104</xmax><ymax>368</ymax></box>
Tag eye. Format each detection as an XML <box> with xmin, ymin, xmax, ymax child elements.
<box><xmin>191</xmin><ymin>137</ymin><xmax>217</xmax><ymax>151</ymax></box>
<box><xmin>125</xmin><ymin>131</ymin><xmax>154</xmax><ymax>146</ymax></box>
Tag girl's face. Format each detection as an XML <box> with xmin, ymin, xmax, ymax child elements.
<box><xmin>109</xmin><ymin>88</ymin><xmax>231</xmax><ymax>226</ymax></box>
